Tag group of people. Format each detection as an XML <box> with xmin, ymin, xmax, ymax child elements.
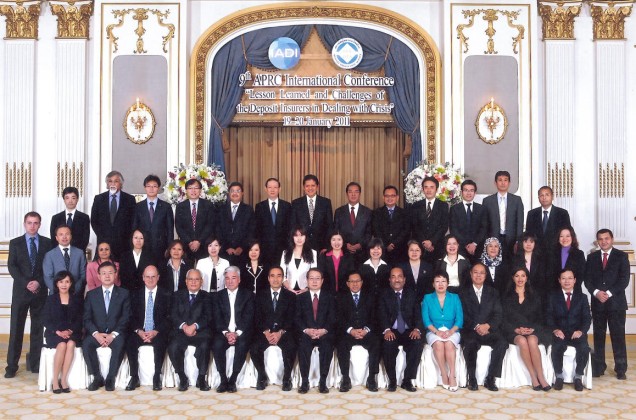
<box><xmin>5</xmin><ymin>169</ymin><xmax>630</xmax><ymax>394</ymax></box>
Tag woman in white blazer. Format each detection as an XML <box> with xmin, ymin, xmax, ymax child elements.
<box><xmin>280</xmin><ymin>226</ymin><xmax>317</xmax><ymax>294</ymax></box>
<box><xmin>196</xmin><ymin>236</ymin><xmax>230</xmax><ymax>292</ymax></box>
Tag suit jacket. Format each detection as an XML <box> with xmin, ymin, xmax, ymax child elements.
<box><xmin>584</xmin><ymin>248</ymin><xmax>630</xmax><ymax>312</ymax></box>
<box><xmin>525</xmin><ymin>205</ymin><xmax>571</xmax><ymax>253</ymax></box>
<box><xmin>334</xmin><ymin>204</ymin><xmax>373</xmax><ymax>249</ymax></box>
<box><xmin>512</xmin><ymin>253</ymin><xmax>547</xmax><ymax>295</ymax></box>
<box><xmin>174</xmin><ymin>199</ymin><xmax>216</xmax><ymax>260</ymax></box>
<box><xmin>43</xmin><ymin>293</ymin><xmax>83</xmax><ymax>337</ymax></box>
<box><xmin>459</xmin><ymin>285</ymin><xmax>503</xmax><ymax>333</ymax></box>
<box><xmin>434</xmin><ymin>258</ymin><xmax>471</xmax><ymax>289</ymax></box>
<box><xmin>409</xmin><ymin>198</ymin><xmax>449</xmax><ymax>258</ymax></box>
<box><xmin>485</xmin><ymin>262</ymin><xmax>510</xmax><ymax>296</ymax></box>
<box><xmin>132</xmin><ymin>198</ymin><xmax>174</xmax><ymax>261</ymax></box>
<box><xmin>377</xmin><ymin>287</ymin><xmax>425</xmax><ymax>333</ymax></box>
<box><xmin>8</xmin><ymin>234</ymin><xmax>52</xmax><ymax>297</ymax></box>
<box><xmin>449</xmin><ymin>202</ymin><xmax>487</xmax><ymax>257</ymax></box>
<box><xmin>548</xmin><ymin>247</ymin><xmax>586</xmax><ymax>292</ymax></box>
<box><xmin>50</xmin><ymin>210</ymin><xmax>90</xmax><ymax>252</ymax></box>
<box><xmin>158</xmin><ymin>258</ymin><xmax>193</xmax><ymax>293</ymax></box>
<box><xmin>216</xmin><ymin>201</ymin><xmax>255</xmax><ymax>254</ymax></box>
<box><xmin>212</xmin><ymin>288</ymin><xmax>254</xmax><ymax>336</ymax></box>
<box><xmin>317</xmin><ymin>252</ymin><xmax>355</xmax><ymax>294</ymax></box>
<box><xmin>290</xmin><ymin>195</ymin><xmax>333</xmax><ymax>251</ymax></box>
<box><xmin>372</xmin><ymin>205</ymin><xmax>410</xmax><ymax>263</ymax></box>
<box><xmin>119</xmin><ymin>250</ymin><xmax>156</xmax><ymax>292</ymax></box>
<box><xmin>254</xmin><ymin>288</ymin><xmax>296</xmax><ymax>333</ymax></box>
<box><xmin>399</xmin><ymin>260</ymin><xmax>433</xmax><ymax>301</ymax></box>
<box><xmin>83</xmin><ymin>285</ymin><xmax>130</xmax><ymax>335</ymax></box>
<box><xmin>42</xmin><ymin>245</ymin><xmax>87</xmax><ymax>295</ymax></box>
<box><xmin>254</xmin><ymin>199</ymin><xmax>292</xmax><ymax>264</ymax></box>
<box><xmin>482</xmin><ymin>192</ymin><xmax>524</xmax><ymax>247</ymax></box>
<box><xmin>129</xmin><ymin>286</ymin><xmax>172</xmax><ymax>335</ymax></box>
<box><xmin>90</xmin><ymin>190</ymin><xmax>137</xmax><ymax>258</ymax></box>
<box><xmin>239</xmin><ymin>263</ymin><xmax>268</xmax><ymax>293</ymax></box>
<box><xmin>546</xmin><ymin>289</ymin><xmax>591</xmax><ymax>335</ymax></box>
<box><xmin>170</xmin><ymin>289</ymin><xmax>212</xmax><ymax>337</ymax></box>
<box><xmin>295</xmin><ymin>290</ymin><xmax>337</xmax><ymax>333</ymax></box>
<box><xmin>359</xmin><ymin>261</ymin><xmax>391</xmax><ymax>293</ymax></box>
<box><xmin>336</xmin><ymin>290</ymin><xmax>376</xmax><ymax>336</ymax></box>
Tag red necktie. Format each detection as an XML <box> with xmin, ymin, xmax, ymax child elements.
<box><xmin>350</xmin><ymin>206</ymin><xmax>356</xmax><ymax>227</ymax></box>
<box><xmin>566</xmin><ymin>292</ymin><xmax>571</xmax><ymax>310</ymax></box>
<box><xmin>312</xmin><ymin>293</ymin><xmax>319</xmax><ymax>321</ymax></box>
<box><xmin>602</xmin><ymin>252</ymin><xmax>608</xmax><ymax>270</ymax></box>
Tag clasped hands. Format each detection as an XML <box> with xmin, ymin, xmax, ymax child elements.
<box><xmin>384</xmin><ymin>329</ymin><xmax>420</xmax><ymax>341</ymax></box>
<box><xmin>55</xmin><ymin>329</ymin><xmax>73</xmax><ymax>339</ymax></box>
<box><xmin>349</xmin><ymin>328</ymin><xmax>368</xmax><ymax>340</ymax></box>
<box><xmin>475</xmin><ymin>323</ymin><xmax>491</xmax><ymax>336</ymax></box>
<box><xmin>304</xmin><ymin>328</ymin><xmax>327</xmax><ymax>340</ymax></box>
<box><xmin>263</xmin><ymin>329</ymin><xmax>283</xmax><ymax>345</ymax></box>
<box><xmin>26</xmin><ymin>280</ymin><xmax>40</xmax><ymax>294</ymax></box>
<box><xmin>346</xmin><ymin>243</ymin><xmax>361</xmax><ymax>254</ymax></box>
<box><xmin>93</xmin><ymin>333</ymin><xmax>115</xmax><ymax>347</ymax></box>
<box><xmin>553</xmin><ymin>329</ymin><xmax>583</xmax><ymax>340</ymax></box>
<box><xmin>224</xmin><ymin>331</ymin><xmax>239</xmax><ymax>345</ymax></box>
<box><xmin>514</xmin><ymin>327</ymin><xmax>535</xmax><ymax>336</ymax></box>
<box><xmin>182</xmin><ymin>323</ymin><xmax>198</xmax><ymax>337</ymax></box>
<box><xmin>595</xmin><ymin>290</ymin><xmax>610</xmax><ymax>303</ymax></box>
<box><xmin>137</xmin><ymin>329</ymin><xmax>158</xmax><ymax>343</ymax></box>
<box><xmin>421</xmin><ymin>240</ymin><xmax>434</xmax><ymax>253</ymax></box>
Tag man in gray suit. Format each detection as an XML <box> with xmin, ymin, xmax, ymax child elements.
<box><xmin>482</xmin><ymin>171</ymin><xmax>524</xmax><ymax>258</ymax></box>
<box><xmin>43</xmin><ymin>225</ymin><xmax>87</xmax><ymax>295</ymax></box>
<box><xmin>334</xmin><ymin>182</ymin><xmax>373</xmax><ymax>266</ymax></box>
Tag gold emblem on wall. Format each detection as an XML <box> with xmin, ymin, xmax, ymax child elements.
<box><xmin>106</xmin><ymin>7</ymin><xmax>175</xmax><ymax>54</ymax></box>
<box><xmin>123</xmin><ymin>98</ymin><xmax>156</xmax><ymax>144</ymax></box>
<box><xmin>547</xmin><ymin>162</ymin><xmax>574</xmax><ymax>197</ymax></box>
<box><xmin>538</xmin><ymin>1</ymin><xmax>582</xmax><ymax>40</ymax></box>
<box><xmin>0</xmin><ymin>1</ymin><xmax>41</xmax><ymax>39</ymax></box>
<box><xmin>5</xmin><ymin>162</ymin><xmax>32</xmax><ymax>197</ymax></box>
<box><xmin>57</xmin><ymin>162</ymin><xmax>84</xmax><ymax>196</ymax></box>
<box><xmin>475</xmin><ymin>98</ymin><xmax>508</xmax><ymax>144</ymax></box>
<box><xmin>457</xmin><ymin>9</ymin><xmax>525</xmax><ymax>55</ymax></box>
<box><xmin>590</xmin><ymin>2</ymin><xmax>633</xmax><ymax>40</ymax></box>
<box><xmin>49</xmin><ymin>1</ymin><xmax>93</xmax><ymax>39</ymax></box>
<box><xmin>599</xmin><ymin>162</ymin><xmax>625</xmax><ymax>197</ymax></box>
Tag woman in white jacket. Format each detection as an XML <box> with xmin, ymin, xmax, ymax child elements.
<box><xmin>280</xmin><ymin>226</ymin><xmax>317</xmax><ymax>294</ymax></box>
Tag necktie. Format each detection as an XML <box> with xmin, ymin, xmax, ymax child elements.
<box><xmin>28</xmin><ymin>237</ymin><xmax>37</xmax><ymax>273</ymax></box>
<box><xmin>396</xmin><ymin>292</ymin><xmax>406</xmax><ymax>334</ymax></box>
<box><xmin>63</xmin><ymin>248</ymin><xmax>70</xmax><ymax>271</ymax></box>
<box><xmin>566</xmin><ymin>292</ymin><xmax>571</xmax><ymax>310</ymax></box>
<box><xmin>144</xmin><ymin>291</ymin><xmax>154</xmax><ymax>331</ymax></box>
<box><xmin>189</xmin><ymin>293</ymin><xmax>196</xmax><ymax>306</ymax></box>
<box><xmin>602</xmin><ymin>252</ymin><xmax>608</xmax><ymax>269</ymax></box>
<box><xmin>232</xmin><ymin>204</ymin><xmax>238</xmax><ymax>221</ymax></box>
<box><xmin>191</xmin><ymin>203</ymin><xmax>197</xmax><ymax>230</ymax></box>
<box><xmin>271</xmin><ymin>202</ymin><xmax>277</xmax><ymax>225</ymax></box>
<box><xmin>312</xmin><ymin>293</ymin><xmax>319</xmax><ymax>321</ymax></box>
<box><xmin>272</xmin><ymin>291</ymin><xmax>278</xmax><ymax>311</ymax></box>
<box><xmin>211</xmin><ymin>268</ymin><xmax>217</xmax><ymax>291</ymax></box>
<box><xmin>542</xmin><ymin>210</ymin><xmax>549</xmax><ymax>233</ymax></box>
<box><xmin>466</xmin><ymin>203</ymin><xmax>472</xmax><ymax>225</ymax></box>
<box><xmin>149</xmin><ymin>201</ymin><xmax>155</xmax><ymax>223</ymax></box>
<box><xmin>66</xmin><ymin>213</ymin><xmax>73</xmax><ymax>227</ymax></box>
<box><xmin>104</xmin><ymin>290</ymin><xmax>111</xmax><ymax>313</ymax></box>
<box><xmin>388</xmin><ymin>208</ymin><xmax>394</xmax><ymax>220</ymax></box>
<box><xmin>476</xmin><ymin>289</ymin><xmax>482</xmax><ymax>304</ymax></box>
<box><xmin>353</xmin><ymin>293</ymin><xmax>359</xmax><ymax>307</ymax></box>
<box><xmin>499</xmin><ymin>196</ymin><xmax>506</xmax><ymax>234</ymax></box>
<box><xmin>110</xmin><ymin>194</ymin><xmax>117</xmax><ymax>224</ymax></box>
<box><xmin>308</xmin><ymin>198</ymin><xmax>315</xmax><ymax>224</ymax></box>
<box><xmin>350</xmin><ymin>206</ymin><xmax>356</xmax><ymax>227</ymax></box>
<box><xmin>426</xmin><ymin>201</ymin><xmax>432</xmax><ymax>218</ymax></box>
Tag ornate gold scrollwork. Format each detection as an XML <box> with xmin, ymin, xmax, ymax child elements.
<box><xmin>106</xmin><ymin>7</ymin><xmax>175</xmax><ymax>54</ymax></box>
<box><xmin>538</xmin><ymin>1</ymin><xmax>582</xmax><ymax>40</ymax></box>
<box><xmin>57</xmin><ymin>162</ymin><xmax>84</xmax><ymax>197</ymax></box>
<box><xmin>547</xmin><ymin>162</ymin><xmax>574</xmax><ymax>197</ymax></box>
<box><xmin>0</xmin><ymin>1</ymin><xmax>41</xmax><ymax>39</ymax></box>
<box><xmin>589</xmin><ymin>1</ymin><xmax>633</xmax><ymax>40</ymax></box>
<box><xmin>457</xmin><ymin>9</ymin><xmax>524</xmax><ymax>55</ymax></box>
<box><xmin>49</xmin><ymin>1</ymin><xmax>93</xmax><ymax>39</ymax></box>
<box><xmin>599</xmin><ymin>162</ymin><xmax>625</xmax><ymax>197</ymax></box>
<box><xmin>5</xmin><ymin>162</ymin><xmax>32</xmax><ymax>197</ymax></box>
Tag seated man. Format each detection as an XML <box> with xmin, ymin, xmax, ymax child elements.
<box><xmin>459</xmin><ymin>263</ymin><xmax>508</xmax><ymax>391</ymax></box>
<box><xmin>251</xmin><ymin>266</ymin><xmax>297</xmax><ymax>391</ymax></box>
<box><xmin>82</xmin><ymin>261</ymin><xmax>130</xmax><ymax>391</ymax></box>
<box><xmin>336</xmin><ymin>272</ymin><xmax>380</xmax><ymax>392</ymax></box>
<box><xmin>547</xmin><ymin>269</ymin><xmax>591</xmax><ymax>392</ymax></box>
<box><xmin>296</xmin><ymin>268</ymin><xmax>336</xmax><ymax>394</ymax></box>
<box><xmin>212</xmin><ymin>266</ymin><xmax>254</xmax><ymax>393</ymax></box>
<box><xmin>125</xmin><ymin>265</ymin><xmax>171</xmax><ymax>391</ymax></box>
<box><xmin>168</xmin><ymin>269</ymin><xmax>212</xmax><ymax>391</ymax></box>
<box><xmin>378</xmin><ymin>267</ymin><xmax>424</xmax><ymax>392</ymax></box>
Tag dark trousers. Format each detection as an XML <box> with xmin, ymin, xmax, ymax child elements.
<box><xmin>168</xmin><ymin>333</ymin><xmax>210</xmax><ymax>376</ymax></box>
<box><xmin>125</xmin><ymin>332</ymin><xmax>168</xmax><ymax>378</ymax></box>
<box><xmin>82</xmin><ymin>334</ymin><xmax>126</xmax><ymax>380</ymax></box>
<box><xmin>382</xmin><ymin>329</ymin><xmax>424</xmax><ymax>382</ymax></box>
<box><xmin>462</xmin><ymin>330</ymin><xmax>507</xmax><ymax>378</ymax></box>
<box><xmin>592</xmin><ymin>309</ymin><xmax>627</xmax><ymax>374</ymax></box>
<box><xmin>551</xmin><ymin>334</ymin><xmax>590</xmax><ymax>376</ymax></box>
<box><xmin>298</xmin><ymin>333</ymin><xmax>334</xmax><ymax>381</ymax></box>
<box><xmin>212</xmin><ymin>332</ymin><xmax>251</xmax><ymax>382</ymax></box>
<box><xmin>250</xmin><ymin>332</ymin><xmax>296</xmax><ymax>380</ymax></box>
<box><xmin>6</xmin><ymin>291</ymin><xmax>45</xmax><ymax>373</ymax></box>
<box><xmin>337</xmin><ymin>333</ymin><xmax>380</xmax><ymax>377</ymax></box>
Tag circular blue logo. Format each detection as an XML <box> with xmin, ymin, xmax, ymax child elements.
<box><xmin>332</xmin><ymin>38</ymin><xmax>363</xmax><ymax>69</ymax></box>
<box><xmin>268</xmin><ymin>37</ymin><xmax>301</xmax><ymax>70</ymax></box>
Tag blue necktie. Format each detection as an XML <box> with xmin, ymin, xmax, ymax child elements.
<box><xmin>110</xmin><ymin>194</ymin><xmax>117</xmax><ymax>224</ymax></box>
<box><xmin>104</xmin><ymin>290</ymin><xmax>111</xmax><ymax>313</ymax></box>
<box><xmin>189</xmin><ymin>293</ymin><xmax>196</xmax><ymax>306</ymax></box>
<box><xmin>353</xmin><ymin>293</ymin><xmax>359</xmax><ymax>307</ymax></box>
<box><xmin>28</xmin><ymin>237</ymin><xmax>37</xmax><ymax>273</ymax></box>
<box><xmin>542</xmin><ymin>210</ymin><xmax>549</xmax><ymax>233</ymax></box>
<box><xmin>149</xmin><ymin>201</ymin><xmax>155</xmax><ymax>223</ymax></box>
<box><xmin>396</xmin><ymin>292</ymin><xmax>406</xmax><ymax>334</ymax></box>
<box><xmin>272</xmin><ymin>291</ymin><xmax>278</xmax><ymax>311</ymax></box>
<box><xmin>66</xmin><ymin>213</ymin><xmax>73</xmax><ymax>227</ymax></box>
<box><xmin>271</xmin><ymin>202</ymin><xmax>277</xmax><ymax>225</ymax></box>
<box><xmin>144</xmin><ymin>291</ymin><xmax>154</xmax><ymax>331</ymax></box>
<box><xmin>466</xmin><ymin>203</ymin><xmax>472</xmax><ymax>225</ymax></box>
<box><xmin>63</xmin><ymin>248</ymin><xmax>70</xmax><ymax>271</ymax></box>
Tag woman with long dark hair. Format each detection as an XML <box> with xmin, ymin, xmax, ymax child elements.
<box><xmin>318</xmin><ymin>229</ymin><xmax>355</xmax><ymax>294</ymax></box>
<box><xmin>240</xmin><ymin>240</ymin><xmax>268</xmax><ymax>293</ymax></box>
<box><xmin>119</xmin><ymin>229</ymin><xmax>156</xmax><ymax>291</ymax></box>
<box><xmin>280</xmin><ymin>226</ymin><xmax>317</xmax><ymax>294</ymax></box>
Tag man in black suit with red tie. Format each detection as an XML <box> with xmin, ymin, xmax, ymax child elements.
<box><xmin>50</xmin><ymin>187</ymin><xmax>90</xmax><ymax>253</ymax></box>
<box><xmin>5</xmin><ymin>212</ymin><xmax>51</xmax><ymax>378</ymax></box>
<box><xmin>525</xmin><ymin>186</ymin><xmax>571</xmax><ymax>255</ymax></box>
<box><xmin>174</xmin><ymin>179</ymin><xmax>216</xmax><ymax>261</ymax></box>
<box><xmin>132</xmin><ymin>175</ymin><xmax>174</xmax><ymax>262</ymax></box>
<box><xmin>449</xmin><ymin>180</ymin><xmax>487</xmax><ymax>262</ymax></box>
<box><xmin>90</xmin><ymin>170</ymin><xmax>137</xmax><ymax>259</ymax></box>
<box><xmin>251</xmin><ymin>266</ymin><xmax>296</xmax><ymax>391</ymax></box>
<box><xmin>334</xmin><ymin>182</ymin><xmax>373</xmax><ymax>266</ymax></box>
<box><xmin>410</xmin><ymin>176</ymin><xmax>449</xmax><ymax>262</ymax></box>
<box><xmin>584</xmin><ymin>229</ymin><xmax>630</xmax><ymax>380</ymax></box>
<box><xmin>296</xmin><ymin>268</ymin><xmax>336</xmax><ymax>394</ymax></box>
<box><xmin>290</xmin><ymin>174</ymin><xmax>333</xmax><ymax>252</ymax></box>
<box><xmin>125</xmin><ymin>265</ymin><xmax>172</xmax><ymax>391</ymax></box>
<box><xmin>547</xmin><ymin>269</ymin><xmax>591</xmax><ymax>391</ymax></box>
<box><xmin>216</xmin><ymin>182</ymin><xmax>255</xmax><ymax>266</ymax></box>
<box><xmin>372</xmin><ymin>185</ymin><xmax>409</xmax><ymax>265</ymax></box>
<box><xmin>254</xmin><ymin>178</ymin><xmax>292</xmax><ymax>266</ymax></box>
<box><xmin>336</xmin><ymin>272</ymin><xmax>380</xmax><ymax>392</ymax></box>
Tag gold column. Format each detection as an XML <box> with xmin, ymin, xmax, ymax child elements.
<box><xmin>538</xmin><ymin>1</ymin><xmax>582</xmax><ymax>40</ymax></box>
<box><xmin>589</xmin><ymin>0</ymin><xmax>634</xmax><ymax>40</ymax></box>
<box><xmin>0</xmin><ymin>1</ymin><xmax>42</xmax><ymax>39</ymax></box>
<box><xmin>49</xmin><ymin>0</ymin><xmax>93</xmax><ymax>39</ymax></box>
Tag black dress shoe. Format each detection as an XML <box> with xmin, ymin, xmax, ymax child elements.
<box><xmin>553</xmin><ymin>377</ymin><xmax>564</xmax><ymax>391</ymax></box>
<box><xmin>52</xmin><ymin>387</ymin><xmax>62</xmax><ymax>394</ymax></box>
<box><xmin>88</xmin><ymin>377</ymin><xmax>104</xmax><ymax>391</ymax></box>
<box><xmin>532</xmin><ymin>385</ymin><xmax>543</xmax><ymax>391</ymax></box>
<box><xmin>228</xmin><ymin>381</ymin><xmax>237</xmax><ymax>393</ymax></box>
<box><xmin>366</xmin><ymin>377</ymin><xmax>378</xmax><ymax>392</ymax></box>
<box><xmin>216</xmin><ymin>380</ymin><xmax>229</xmax><ymax>393</ymax></box>
<box><xmin>319</xmin><ymin>381</ymin><xmax>329</xmax><ymax>394</ymax></box>
<box><xmin>387</xmin><ymin>381</ymin><xmax>397</xmax><ymax>392</ymax></box>
<box><xmin>617</xmin><ymin>372</ymin><xmax>627</xmax><ymax>380</ymax></box>
<box><xmin>542</xmin><ymin>385</ymin><xmax>552</xmax><ymax>392</ymax></box>
<box><xmin>62</xmin><ymin>386</ymin><xmax>71</xmax><ymax>393</ymax></box>
<box><xmin>298</xmin><ymin>381</ymin><xmax>309</xmax><ymax>394</ymax></box>
<box><xmin>196</xmin><ymin>375</ymin><xmax>211</xmax><ymax>391</ymax></box>
<box><xmin>467</xmin><ymin>377</ymin><xmax>478</xmax><ymax>391</ymax></box>
<box><xmin>282</xmin><ymin>379</ymin><xmax>293</xmax><ymax>391</ymax></box>
<box><xmin>574</xmin><ymin>378</ymin><xmax>584</xmax><ymax>391</ymax></box>
<box><xmin>256</xmin><ymin>378</ymin><xmax>268</xmax><ymax>391</ymax></box>
<box><xmin>126</xmin><ymin>377</ymin><xmax>140</xmax><ymax>391</ymax></box>
<box><xmin>484</xmin><ymin>376</ymin><xmax>498</xmax><ymax>391</ymax></box>
<box><xmin>339</xmin><ymin>377</ymin><xmax>352</xmax><ymax>392</ymax></box>
<box><xmin>104</xmin><ymin>378</ymin><xmax>116</xmax><ymax>391</ymax></box>
<box><xmin>4</xmin><ymin>370</ymin><xmax>16</xmax><ymax>379</ymax></box>
<box><xmin>401</xmin><ymin>379</ymin><xmax>416</xmax><ymax>392</ymax></box>
<box><xmin>178</xmin><ymin>377</ymin><xmax>189</xmax><ymax>392</ymax></box>
<box><xmin>153</xmin><ymin>374</ymin><xmax>162</xmax><ymax>391</ymax></box>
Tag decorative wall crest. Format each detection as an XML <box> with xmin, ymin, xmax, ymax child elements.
<box><xmin>105</xmin><ymin>7</ymin><xmax>175</xmax><ymax>54</ymax></box>
<box><xmin>0</xmin><ymin>1</ymin><xmax>41</xmax><ymax>39</ymax></box>
<box><xmin>49</xmin><ymin>0</ymin><xmax>93</xmax><ymax>39</ymax></box>
<box><xmin>538</xmin><ymin>1</ymin><xmax>582</xmax><ymax>40</ymax></box>
<box><xmin>589</xmin><ymin>1</ymin><xmax>633</xmax><ymax>40</ymax></box>
<box><xmin>457</xmin><ymin>9</ymin><xmax>525</xmax><ymax>55</ymax></box>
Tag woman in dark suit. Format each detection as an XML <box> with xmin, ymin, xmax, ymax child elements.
<box><xmin>513</xmin><ymin>233</ymin><xmax>548</xmax><ymax>301</ymax></box>
<box><xmin>399</xmin><ymin>240</ymin><xmax>433</xmax><ymax>301</ymax></box>
<box><xmin>43</xmin><ymin>271</ymin><xmax>83</xmax><ymax>393</ymax></box>
<box><xmin>318</xmin><ymin>230</ymin><xmax>355</xmax><ymax>294</ymax></box>
<box><xmin>480</xmin><ymin>237</ymin><xmax>510</xmax><ymax>295</ymax></box>
<box><xmin>434</xmin><ymin>234</ymin><xmax>471</xmax><ymax>294</ymax></box>
<box><xmin>549</xmin><ymin>226</ymin><xmax>585</xmax><ymax>293</ymax></box>
<box><xmin>119</xmin><ymin>229</ymin><xmax>156</xmax><ymax>292</ymax></box>
<box><xmin>359</xmin><ymin>238</ymin><xmax>391</xmax><ymax>293</ymax></box>
<box><xmin>240</xmin><ymin>240</ymin><xmax>268</xmax><ymax>293</ymax></box>
<box><xmin>158</xmin><ymin>239</ymin><xmax>192</xmax><ymax>293</ymax></box>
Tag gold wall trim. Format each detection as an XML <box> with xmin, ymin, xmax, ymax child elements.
<box><xmin>457</xmin><ymin>8</ymin><xmax>525</xmax><ymax>55</ymax></box>
<box><xmin>49</xmin><ymin>0</ymin><xmax>93</xmax><ymax>39</ymax></box>
<box><xmin>547</xmin><ymin>162</ymin><xmax>574</xmax><ymax>197</ymax></box>
<box><xmin>105</xmin><ymin>7</ymin><xmax>174</xmax><ymax>54</ymax></box>
<box><xmin>0</xmin><ymin>1</ymin><xmax>41</xmax><ymax>39</ymax></box>
<box><xmin>538</xmin><ymin>1</ymin><xmax>582</xmax><ymax>40</ymax></box>
<box><xmin>589</xmin><ymin>1</ymin><xmax>634</xmax><ymax>40</ymax></box>
<box><xmin>5</xmin><ymin>162</ymin><xmax>31</xmax><ymax>197</ymax></box>
<box><xmin>189</xmin><ymin>2</ymin><xmax>442</xmax><ymax>165</ymax></box>
<box><xmin>599</xmin><ymin>162</ymin><xmax>625</xmax><ymax>197</ymax></box>
<box><xmin>57</xmin><ymin>161</ymin><xmax>84</xmax><ymax>197</ymax></box>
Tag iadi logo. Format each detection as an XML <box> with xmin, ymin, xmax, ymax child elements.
<box><xmin>268</xmin><ymin>37</ymin><xmax>301</xmax><ymax>70</ymax></box>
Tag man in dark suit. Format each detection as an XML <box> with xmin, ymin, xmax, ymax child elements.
<box><xmin>584</xmin><ymin>229</ymin><xmax>630</xmax><ymax>380</ymax></box>
<box><xmin>372</xmin><ymin>185</ymin><xmax>409</xmax><ymax>266</ymax></box>
<box><xmin>251</xmin><ymin>266</ymin><xmax>296</xmax><ymax>391</ymax></box>
<box><xmin>334</xmin><ymin>182</ymin><xmax>373</xmax><ymax>266</ymax></box>
<box><xmin>525</xmin><ymin>186</ymin><xmax>571</xmax><ymax>255</ymax></box>
<box><xmin>212</xmin><ymin>266</ymin><xmax>255</xmax><ymax>393</ymax></box>
<box><xmin>449</xmin><ymin>180</ymin><xmax>487</xmax><ymax>262</ymax></box>
<box><xmin>378</xmin><ymin>267</ymin><xmax>425</xmax><ymax>392</ymax></box>
<box><xmin>336</xmin><ymin>272</ymin><xmax>380</xmax><ymax>392</ymax></box>
<box><xmin>459</xmin><ymin>263</ymin><xmax>507</xmax><ymax>391</ymax></box>
<box><xmin>90</xmin><ymin>170</ymin><xmax>137</xmax><ymax>259</ymax></box>
<box><xmin>482</xmin><ymin>170</ymin><xmax>524</xmax><ymax>258</ymax></box>
<box><xmin>168</xmin><ymin>268</ymin><xmax>213</xmax><ymax>391</ymax></box>
<box><xmin>50</xmin><ymin>186</ymin><xmax>90</xmax><ymax>253</ymax></box>
<box><xmin>82</xmin><ymin>261</ymin><xmax>131</xmax><ymax>391</ymax></box>
<box><xmin>410</xmin><ymin>176</ymin><xmax>449</xmax><ymax>262</ymax></box>
<box><xmin>125</xmin><ymin>265</ymin><xmax>172</xmax><ymax>391</ymax></box>
<box><xmin>132</xmin><ymin>175</ymin><xmax>174</xmax><ymax>262</ymax></box>
<box><xmin>43</xmin><ymin>225</ymin><xmax>87</xmax><ymax>295</ymax></box>
<box><xmin>5</xmin><ymin>212</ymin><xmax>51</xmax><ymax>378</ymax></box>
<box><xmin>296</xmin><ymin>268</ymin><xmax>336</xmax><ymax>394</ymax></box>
<box><xmin>547</xmin><ymin>269</ymin><xmax>591</xmax><ymax>391</ymax></box>
<box><xmin>174</xmin><ymin>179</ymin><xmax>216</xmax><ymax>261</ymax></box>
<box><xmin>290</xmin><ymin>174</ymin><xmax>333</xmax><ymax>252</ymax></box>
<box><xmin>254</xmin><ymin>178</ymin><xmax>292</xmax><ymax>266</ymax></box>
<box><xmin>216</xmin><ymin>182</ymin><xmax>255</xmax><ymax>266</ymax></box>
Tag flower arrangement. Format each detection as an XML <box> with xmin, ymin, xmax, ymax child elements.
<box><xmin>161</xmin><ymin>163</ymin><xmax>228</xmax><ymax>205</ymax></box>
<box><xmin>404</xmin><ymin>161</ymin><xmax>465</xmax><ymax>205</ymax></box>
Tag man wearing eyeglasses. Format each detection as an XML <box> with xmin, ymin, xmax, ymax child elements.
<box><xmin>372</xmin><ymin>185</ymin><xmax>409</xmax><ymax>265</ymax></box>
<box><xmin>175</xmin><ymin>179</ymin><xmax>216</xmax><ymax>260</ymax></box>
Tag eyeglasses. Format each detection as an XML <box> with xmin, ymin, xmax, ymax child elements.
<box><xmin>384</xmin><ymin>194</ymin><xmax>397</xmax><ymax>198</ymax></box>
<box><xmin>186</xmin><ymin>187</ymin><xmax>201</xmax><ymax>190</ymax></box>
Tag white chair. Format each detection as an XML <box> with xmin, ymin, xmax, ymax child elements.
<box><xmin>498</xmin><ymin>344</ymin><xmax>551</xmax><ymax>388</ymax></box>
<box><xmin>545</xmin><ymin>345</ymin><xmax>593</xmax><ymax>389</ymax></box>
<box><xmin>114</xmin><ymin>346</ymin><xmax>156</xmax><ymax>387</ymax></box>
<box><xmin>332</xmin><ymin>345</ymin><xmax>370</xmax><ymax>387</ymax></box>
<box><xmin>422</xmin><ymin>344</ymin><xmax>466</xmax><ymax>389</ymax></box>
<box><xmin>292</xmin><ymin>347</ymin><xmax>338</xmax><ymax>388</ymax></box>
<box><xmin>38</xmin><ymin>347</ymin><xmax>88</xmax><ymax>391</ymax></box>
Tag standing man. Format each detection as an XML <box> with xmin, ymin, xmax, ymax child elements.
<box><xmin>90</xmin><ymin>170</ymin><xmax>137</xmax><ymax>259</ymax></box>
<box><xmin>216</xmin><ymin>182</ymin><xmax>255</xmax><ymax>266</ymax></box>
<box><xmin>525</xmin><ymin>186</ymin><xmax>571</xmax><ymax>255</ymax></box>
<box><xmin>334</xmin><ymin>182</ymin><xmax>373</xmax><ymax>266</ymax></box>
<box><xmin>482</xmin><ymin>170</ymin><xmax>524</xmax><ymax>258</ymax></box>
<box><xmin>254</xmin><ymin>178</ymin><xmax>292</xmax><ymax>266</ymax></box>
<box><xmin>83</xmin><ymin>261</ymin><xmax>131</xmax><ymax>391</ymax></box>
<box><xmin>133</xmin><ymin>175</ymin><xmax>175</xmax><ymax>263</ymax></box>
<box><xmin>50</xmin><ymin>186</ymin><xmax>90</xmax><ymax>253</ymax></box>
<box><xmin>175</xmin><ymin>179</ymin><xmax>216</xmax><ymax>261</ymax></box>
<box><xmin>410</xmin><ymin>176</ymin><xmax>449</xmax><ymax>262</ymax></box>
<box><xmin>290</xmin><ymin>174</ymin><xmax>333</xmax><ymax>252</ymax></box>
<box><xmin>43</xmin><ymin>225</ymin><xmax>87</xmax><ymax>295</ymax></box>
<box><xmin>5</xmin><ymin>212</ymin><xmax>51</xmax><ymax>377</ymax></box>
<box><xmin>449</xmin><ymin>180</ymin><xmax>487</xmax><ymax>263</ymax></box>
<box><xmin>372</xmin><ymin>185</ymin><xmax>409</xmax><ymax>266</ymax></box>
<box><xmin>584</xmin><ymin>229</ymin><xmax>630</xmax><ymax>380</ymax></box>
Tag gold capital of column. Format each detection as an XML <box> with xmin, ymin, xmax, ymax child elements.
<box><xmin>0</xmin><ymin>1</ymin><xmax>42</xmax><ymax>39</ymax></box>
<box><xmin>589</xmin><ymin>1</ymin><xmax>634</xmax><ymax>40</ymax></box>
<box><xmin>538</xmin><ymin>1</ymin><xmax>582</xmax><ymax>40</ymax></box>
<box><xmin>49</xmin><ymin>0</ymin><xmax>93</xmax><ymax>39</ymax></box>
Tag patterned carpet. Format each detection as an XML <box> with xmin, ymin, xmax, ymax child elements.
<box><xmin>1</xmin><ymin>336</ymin><xmax>635</xmax><ymax>419</ymax></box>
